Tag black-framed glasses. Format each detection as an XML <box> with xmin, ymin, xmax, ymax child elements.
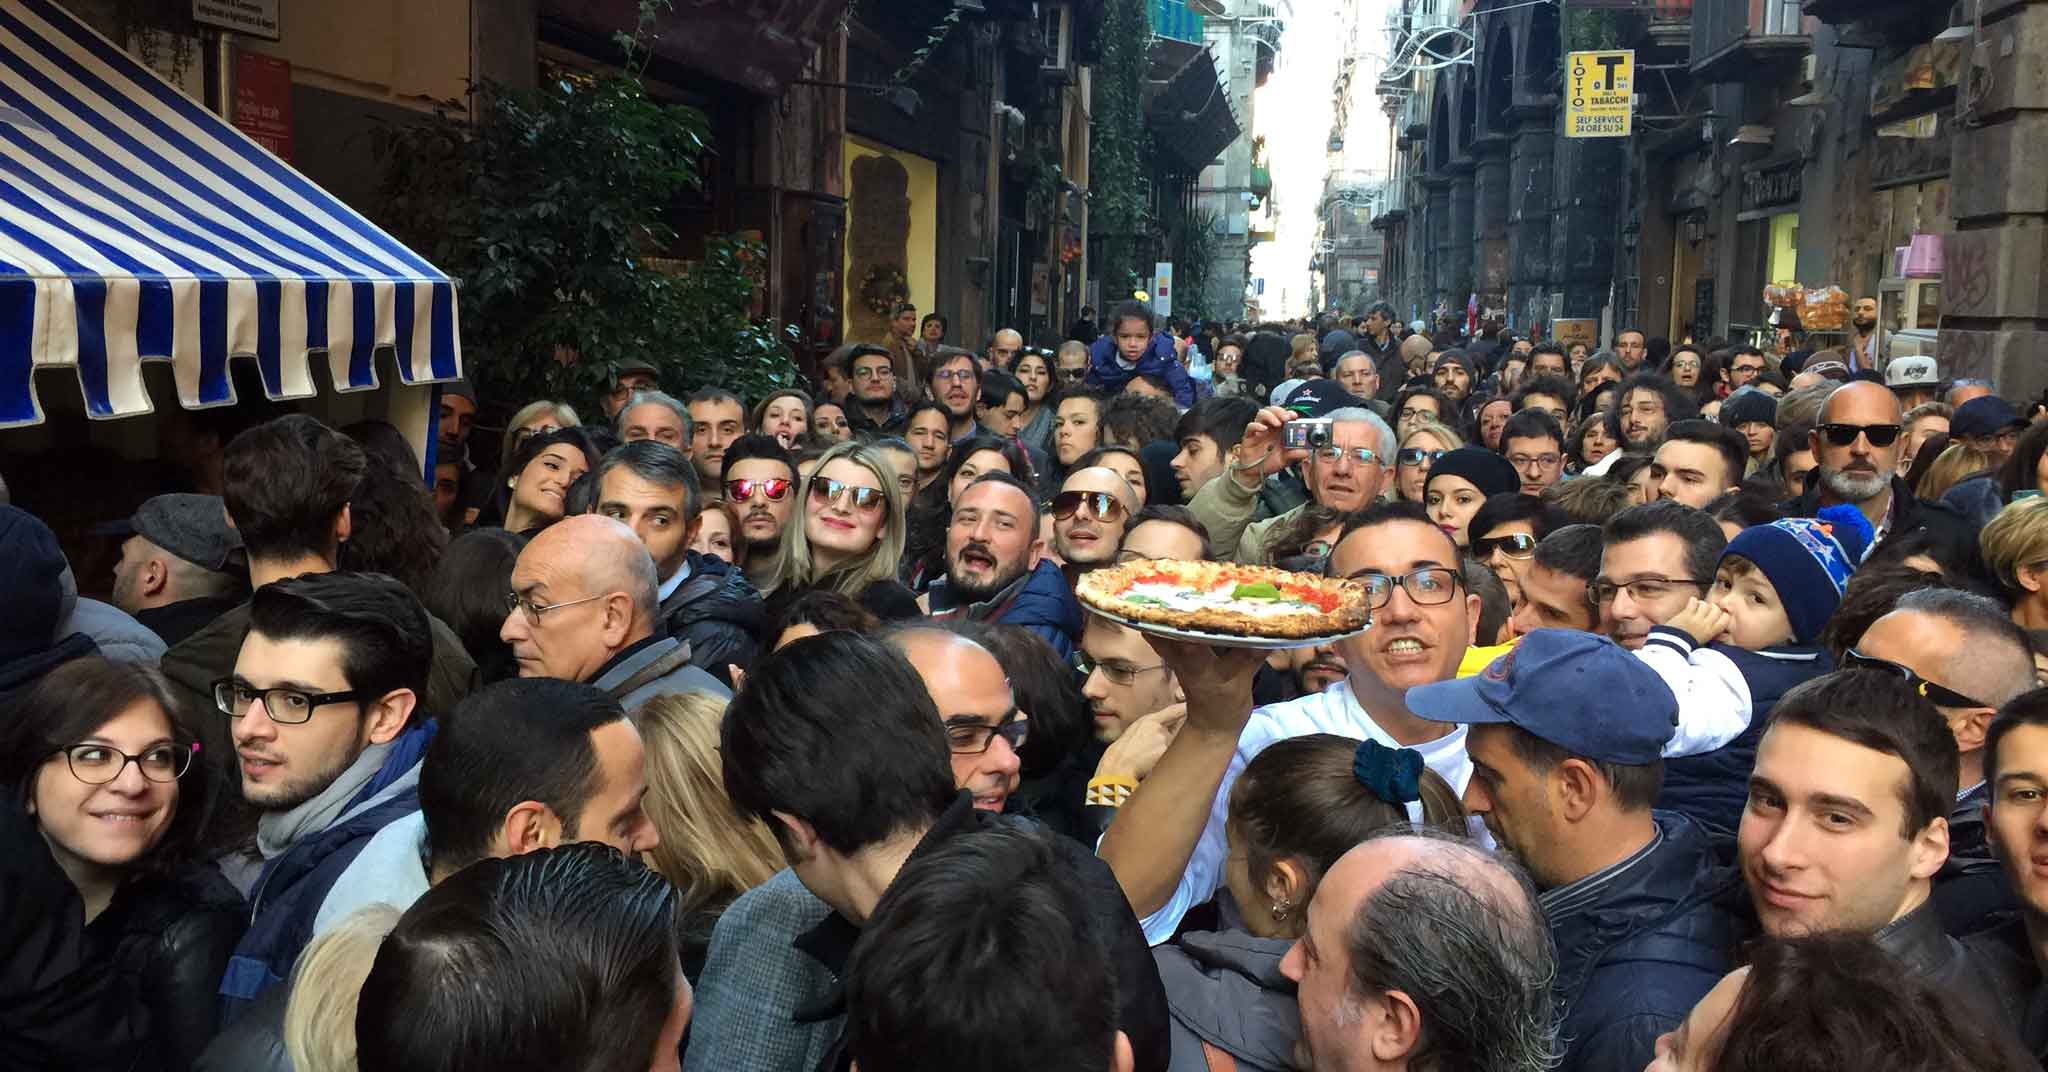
<box><xmin>1057</xmin><ymin>365</ymin><xmax>1089</xmax><ymax>383</ymax></box>
<box><xmin>1397</xmin><ymin>447</ymin><xmax>1445</xmax><ymax>467</ymax></box>
<box><xmin>1473</xmin><ymin>533</ymin><xmax>1538</xmax><ymax>560</ymax></box>
<box><xmin>1311</xmin><ymin>445</ymin><xmax>1383</xmax><ymax>467</ymax></box>
<box><xmin>932</xmin><ymin>367</ymin><xmax>978</xmax><ymax>384</ymax></box>
<box><xmin>212</xmin><ymin>678</ymin><xmax>370</xmax><ymax>725</ymax></box>
<box><xmin>1818</xmin><ymin>423</ymin><xmax>1902</xmax><ymax>448</ymax></box>
<box><xmin>505</xmin><ymin>590</ymin><xmax>607</xmax><ymax>625</ymax></box>
<box><xmin>53</xmin><ymin>741</ymin><xmax>195</xmax><ymax>784</ymax></box>
<box><xmin>1586</xmin><ymin>576</ymin><xmax>1714</xmax><ymax>607</ymax></box>
<box><xmin>945</xmin><ymin>710</ymin><xmax>1030</xmax><ymax>755</ymax></box>
<box><xmin>725</xmin><ymin>477</ymin><xmax>792</xmax><ymax>503</ymax></box>
<box><xmin>809</xmin><ymin>476</ymin><xmax>887</xmax><ymax>512</ymax></box>
<box><xmin>1842</xmin><ymin>650</ymin><xmax>1990</xmax><ymax>709</ymax></box>
<box><xmin>1053</xmin><ymin>490</ymin><xmax>1128</xmax><ymax>524</ymax></box>
<box><xmin>1343</xmin><ymin>567</ymin><xmax>1463</xmax><ymax>609</ymax></box>
<box><xmin>1507</xmin><ymin>452</ymin><xmax>1562</xmax><ymax>472</ymax></box>
<box><xmin>1072</xmin><ymin>650</ymin><xmax>1166</xmax><ymax>686</ymax></box>
<box><xmin>852</xmin><ymin>364</ymin><xmax>894</xmax><ymax>381</ymax></box>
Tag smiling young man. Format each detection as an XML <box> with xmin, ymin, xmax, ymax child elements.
<box><xmin>1096</xmin><ymin>501</ymin><xmax>1481</xmax><ymax>943</ymax></box>
<box><xmin>924</xmin><ymin>474</ymin><xmax>1081</xmax><ymax>660</ymax></box>
<box><xmin>1595</xmin><ymin>501</ymin><xmax>1726</xmax><ymax>651</ymax></box>
<box><xmin>1973</xmin><ymin>692</ymin><xmax>2048</xmax><ymax>1057</ymax></box>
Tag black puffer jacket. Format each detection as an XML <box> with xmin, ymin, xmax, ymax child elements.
<box><xmin>658</xmin><ymin>551</ymin><xmax>765</xmax><ymax>688</ymax></box>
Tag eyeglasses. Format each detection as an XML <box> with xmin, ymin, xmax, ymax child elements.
<box><xmin>932</xmin><ymin>368</ymin><xmax>978</xmax><ymax>384</ymax></box>
<box><xmin>212</xmin><ymin>678</ymin><xmax>370</xmax><ymax>725</ymax></box>
<box><xmin>52</xmin><ymin>741</ymin><xmax>195</xmax><ymax>784</ymax></box>
<box><xmin>1073</xmin><ymin>650</ymin><xmax>1166</xmax><ymax>686</ymax></box>
<box><xmin>1472</xmin><ymin>533</ymin><xmax>1538</xmax><ymax>560</ymax></box>
<box><xmin>1052</xmin><ymin>490</ymin><xmax>1128</xmax><ymax>524</ymax></box>
<box><xmin>1311</xmin><ymin>445</ymin><xmax>1383</xmax><ymax>467</ymax></box>
<box><xmin>1817</xmin><ymin>423</ymin><xmax>1902</xmax><ymax>448</ymax></box>
<box><xmin>810</xmin><ymin>476</ymin><xmax>887</xmax><ymax>512</ymax></box>
<box><xmin>505</xmin><ymin>590</ymin><xmax>608</xmax><ymax>626</ymax></box>
<box><xmin>946</xmin><ymin>711</ymin><xmax>1030</xmax><ymax>755</ymax></box>
<box><xmin>512</xmin><ymin>424</ymin><xmax>560</xmax><ymax>444</ymax></box>
<box><xmin>1507</xmin><ymin>453</ymin><xmax>1561</xmax><ymax>472</ymax></box>
<box><xmin>1398</xmin><ymin>407</ymin><xmax>1437</xmax><ymax>422</ymax></box>
<box><xmin>1587</xmin><ymin>576</ymin><xmax>1714</xmax><ymax>607</ymax></box>
<box><xmin>1841</xmin><ymin>650</ymin><xmax>1989</xmax><ymax>709</ymax></box>
<box><xmin>1397</xmin><ymin>447</ymin><xmax>1445</xmax><ymax>467</ymax></box>
<box><xmin>1342</xmin><ymin>567</ymin><xmax>1463</xmax><ymax>609</ymax></box>
<box><xmin>726</xmin><ymin>477</ymin><xmax>792</xmax><ymax>503</ymax></box>
<box><xmin>853</xmin><ymin>364</ymin><xmax>894</xmax><ymax>380</ymax></box>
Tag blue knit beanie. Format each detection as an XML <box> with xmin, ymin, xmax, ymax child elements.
<box><xmin>1721</xmin><ymin>504</ymin><xmax>1874</xmax><ymax>645</ymax></box>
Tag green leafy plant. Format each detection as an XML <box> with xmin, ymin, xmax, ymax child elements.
<box><xmin>1167</xmin><ymin>206</ymin><xmax>1221</xmax><ymax>322</ymax></box>
<box><xmin>370</xmin><ymin>2</ymin><xmax>795</xmax><ymax>411</ymax></box>
<box><xmin>1089</xmin><ymin>0</ymin><xmax>1152</xmax><ymax>299</ymax></box>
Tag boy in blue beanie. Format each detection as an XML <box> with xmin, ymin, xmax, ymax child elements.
<box><xmin>1634</xmin><ymin>503</ymin><xmax>1874</xmax><ymax>835</ymax></box>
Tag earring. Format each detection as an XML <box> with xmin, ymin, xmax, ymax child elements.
<box><xmin>1270</xmin><ymin>899</ymin><xmax>1292</xmax><ymax>922</ymax></box>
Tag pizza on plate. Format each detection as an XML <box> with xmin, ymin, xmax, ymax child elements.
<box><xmin>1075</xmin><ymin>559</ymin><xmax>1370</xmax><ymax>639</ymax></box>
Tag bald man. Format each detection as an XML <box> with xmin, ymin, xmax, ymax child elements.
<box><xmin>1053</xmin><ymin>466</ymin><xmax>1143</xmax><ymax>578</ymax></box>
<box><xmin>885</xmin><ymin>626</ymin><xmax>1026</xmax><ymax>813</ymax></box>
<box><xmin>987</xmin><ymin>328</ymin><xmax>1024</xmax><ymax>370</ymax></box>
<box><xmin>501</xmin><ymin>514</ymin><xmax>729</xmax><ymax>704</ymax></box>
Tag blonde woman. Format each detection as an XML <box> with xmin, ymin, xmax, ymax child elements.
<box><xmin>1393</xmin><ymin>419</ymin><xmax>1463</xmax><ymax>503</ymax></box>
<box><xmin>1915</xmin><ymin>442</ymin><xmax>1996</xmax><ymax>503</ymax></box>
<box><xmin>757</xmin><ymin>440</ymin><xmax>919</xmax><ymax>623</ymax></box>
<box><xmin>1981</xmin><ymin>497</ymin><xmax>2048</xmax><ymax>632</ymax></box>
<box><xmin>499</xmin><ymin>399</ymin><xmax>582</xmax><ymax>466</ymax></box>
<box><xmin>635</xmin><ymin>692</ymin><xmax>784</xmax><ymax>981</ymax></box>
<box><xmin>283</xmin><ymin>904</ymin><xmax>401</xmax><ymax>1072</ymax></box>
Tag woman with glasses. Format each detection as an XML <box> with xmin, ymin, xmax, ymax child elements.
<box><xmin>1209</xmin><ymin>335</ymin><xmax>1251</xmax><ymax>400</ymax></box>
<box><xmin>1010</xmin><ymin>349</ymin><xmax>1056</xmax><ymax>458</ymax></box>
<box><xmin>498</xmin><ymin>399</ymin><xmax>582</xmax><ymax>470</ymax></box>
<box><xmin>901</xmin><ymin>435</ymin><xmax>1037</xmax><ymax>590</ymax></box>
<box><xmin>1466</xmin><ymin>494</ymin><xmax>1571</xmax><ymax>631</ymax></box>
<box><xmin>757</xmin><ymin>441</ymin><xmax>919</xmax><ymax>625</ymax></box>
<box><xmin>752</xmin><ymin>389</ymin><xmax>813</xmax><ymax>450</ymax></box>
<box><xmin>0</xmin><ymin>657</ymin><xmax>241</xmax><ymax>1070</ymax></box>
<box><xmin>1394</xmin><ymin>419</ymin><xmax>1463</xmax><ymax>503</ymax></box>
<box><xmin>484</xmin><ymin>426</ymin><xmax>601</xmax><ymax>536</ymax></box>
<box><xmin>1153</xmin><ymin>734</ymin><xmax>1466</xmax><ymax>1072</ymax></box>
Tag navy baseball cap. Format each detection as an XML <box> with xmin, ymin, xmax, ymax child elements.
<box><xmin>1407</xmin><ymin>629</ymin><xmax>1678</xmax><ymax>764</ymax></box>
<box><xmin>1952</xmin><ymin>395</ymin><xmax>2024</xmax><ymax>440</ymax></box>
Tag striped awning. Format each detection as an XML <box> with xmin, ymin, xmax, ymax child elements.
<box><xmin>0</xmin><ymin>0</ymin><xmax>461</xmax><ymax>428</ymax></box>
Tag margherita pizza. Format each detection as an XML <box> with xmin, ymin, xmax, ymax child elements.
<box><xmin>1075</xmin><ymin>559</ymin><xmax>1370</xmax><ymax>640</ymax></box>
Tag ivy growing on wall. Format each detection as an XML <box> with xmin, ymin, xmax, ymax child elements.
<box><xmin>1089</xmin><ymin>0</ymin><xmax>1152</xmax><ymax>300</ymax></box>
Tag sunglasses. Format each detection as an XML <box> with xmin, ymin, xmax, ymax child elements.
<box><xmin>809</xmin><ymin>476</ymin><xmax>887</xmax><ymax>512</ymax></box>
<box><xmin>725</xmin><ymin>477</ymin><xmax>792</xmax><ymax>503</ymax></box>
<box><xmin>1052</xmin><ymin>490</ymin><xmax>1128</xmax><ymax>524</ymax></box>
<box><xmin>1841</xmin><ymin>649</ymin><xmax>1989</xmax><ymax>709</ymax></box>
<box><xmin>1817</xmin><ymin>423</ymin><xmax>1902</xmax><ymax>448</ymax></box>
<box><xmin>1472</xmin><ymin>532</ymin><xmax>1538</xmax><ymax>560</ymax></box>
<box><xmin>1397</xmin><ymin>447</ymin><xmax>1446</xmax><ymax>467</ymax></box>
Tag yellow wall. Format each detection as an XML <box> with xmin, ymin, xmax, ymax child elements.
<box><xmin>1768</xmin><ymin>212</ymin><xmax>1800</xmax><ymax>285</ymax></box>
<box><xmin>842</xmin><ymin>135</ymin><xmax>938</xmax><ymax>334</ymax></box>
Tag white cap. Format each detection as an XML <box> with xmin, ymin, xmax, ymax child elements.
<box><xmin>1886</xmin><ymin>355</ymin><xmax>1939</xmax><ymax>389</ymax></box>
<box><xmin>1270</xmin><ymin>377</ymin><xmax>1306</xmax><ymax>406</ymax></box>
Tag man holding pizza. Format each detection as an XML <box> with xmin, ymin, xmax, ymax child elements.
<box><xmin>1095</xmin><ymin>499</ymin><xmax>1481</xmax><ymax>944</ymax></box>
<box><xmin>1185</xmin><ymin>390</ymin><xmax>1397</xmax><ymax>565</ymax></box>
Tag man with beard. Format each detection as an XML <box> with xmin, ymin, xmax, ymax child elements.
<box><xmin>1581</xmin><ymin>373</ymin><xmax>1698</xmax><ymax>477</ymax></box>
<box><xmin>1613</xmin><ymin>329</ymin><xmax>1649</xmax><ymax>372</ymax></box>
<box><xmin>928</xmin><ymin>351</ymin><xmax>982</xmax><ymax>442</ymax></box>
<box><xmin>1784</xmin><ymin>380</ymin><xmax>1973</xmax><ymax>551</ymax></box>
<box><xmin>925</xmin><ymin>474</ymin><xmax>1082</xmax><ymax>659</ymax></box>
<box><xmin>1053</xmin><ymin>467</ymin><xmax>1141</xmax><ymax>581</ymax></box>
<box><xmin>1096</xmin><ymin>501</ymin><xmax>1482</xmax><ymax>943</ymax></box>
<box><xmin>1849</xmin><ymin>295</ymin><xmax>1885</xmax><ymax>373</ymax></box>
<box><xmin>719</xmin><ymin>435</ymin><xmax>799</xmax><ymax>586</ymax></box>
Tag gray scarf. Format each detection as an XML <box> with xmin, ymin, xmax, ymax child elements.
<box><xmin>255</xmin><ymin>739</ymin><xmax>395</xmax><ymax>860</ymax></box>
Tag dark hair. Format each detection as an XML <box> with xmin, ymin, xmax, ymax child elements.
<box><xmin>1711</xmin><ymin>933</ymin><xmax>2030</xmax><ymax>1072</ymax></box>
<box><xmin>719</xmin><ymin>432</ymin><xmax>799</xmax><ymax>486</ymax></box>
<box><xmin>493</xmin><ymin>426</ymin><xmax>602</xmax><ymax>527</ymax></box>
<box><xmin>1658</xmin><ymin>418</ymin><xmax>1749</xmax><ymax>493</ymax></box>
<box><xmin>1175</xmin><ymin>396</ymin><xmax>1261</xmax><ymax>456</ymax></box>
<box><xmin>686</xmin><ymin>386</ymin><xmax>742</xmax><ymax>411</ymax></box>
<box><xmin>1468</xmin><ymin>493</ymin><xmax>1568</xmax><ymax>548</ymax></box>
<box><xmin>1129</xmin><ymin>504</ymin><xmax>1213</xmax><ymax>560</ymax></box>
<box><xmin>1109</xmin><ymin>299</ymin><xmax>1155</xmax><ymax>334</ymax></box>
<box><xmin>341</xmin><ymin>419</ymin><xmax>422</xmax><ymax>481</ymax></box>
<box><xmin>1903</xmin><ymin>431</ymin><xmax>1954</xmax><ymax>497</ymax></box>
<box><xmin>593</xmin><ymin>441</ymin><xmax>699</xmax><ymax>520</ymax></box>
<box><xmin>1705</xmin><ymin>489</ymin><xmax>1784</xmax><ymax>533</ymax></box>
<box><xmin>1528</xmin><ymin>342</ymin><xmax>1567</xmax><ymax>363</ymax></box>
<box><xmin>1988</xmin><ymin>689</ymin><xmax>2048</xmax><ymax>790</ymax></box>
<box><xmin>1772</xmin><ymin>670</ymin><xmax>1958</xmax><ymax>837</ymax></box>
<box><xmin>926</xmin><ymin>349</ymin><xmax>979</xmax><ymax>385</ymax></box>
<box><xmin>978</xmin><ymin>369</ymin><xmax>1025</xmax><ymax>411</ymax></box>
<box><xmin>222</xmin><ymin>414</ymin><xmax>368</xmax><ymax>561</ymax></box>
<box><xmin>1503</xmin><ymin>723</ymin><xmax>1663</xmax><ymax>810</ymax></box>
<box><xmin>1532</xmin><ymin>523</ymin><xmax>1604</xmax><ymax>583</ymax></box>
<box><xmin>1336</xmin><ymin>498</ymin><xmax>1445</xmax><ymax>546</ymax></box>
<box><xmin>720</xmin><ymin>631</ymin><xmax>957</xmax><ymax>855</ymax></box>
<box><xmin>1499</xmin><ymin>407</ymin><xmax>1565</xmax><ymax>454</ymax></box>
<box><xmin>921</xmin><ymin>312</ymin><xmax>947</xmax><ymax>335</ymax></box>
<box><xmin>355</xmin><ymin>843</ymin><xmax>679</xmax><ymax>1072</ymax></box>
<box><xmin>763</xmin><ymin>588</ymin><xmax>882</xmax><ymax>646</ymax></box>
<box><xmin>1462</xmin><ymin>558</ymin><xmax>1512</xmax><ymax>646</ymax></box>
<box><xmin>845</xmin><ymin>826</ymin><xmax>1118</xmax><ymax>1072</ymax></box>
<box><xmin>421</xmin><ymin>529</ymin><xmax>528</xmax><ymax>685</ymax></box>
<box><xmin>1074</xmin><ymin>444</ymin><xmax>1144</xmax><ymax>479</ymax></box>
<box><xmin>1231</xmin><ymin>735</ymin><xmax>1465</xmax><ymax>909</ymax></box>
<box><xmin>1604</xmin><ymin>372</ymin><xmax>1700</xmax><ymax>446</ymax></box>
<box><xmin>0</xmin><ymin>656</ymin><xmax>211</xmax><ymax>876</ymax></box>
<box><xmin>1102</xmin><ymin>393</ymin><xmax>1180</xmax><ymax>448</ymax></box>
<box><xmin>1602</xmin><ymin>500</ymin><xmax>1727</xmax><ymax>588</ymax></box>
<box><xmin>1394</xmin><ymin>385</ymin><xmax>1452</xmax><ymax>423</ymax></box>
<box><xmin>337</xmin><ymin>448</ymin><xmax>449</xmax><ymax>593</ymax></box>
<box><xmin>1994</xmin><ymin>420</ymin><xmax>2048</xmax><ymax>498</ymax></box>
<box><xmin>1816</xmin><ymin>566</ymin><xmax>1952</xmax><ymax>663</ymax></box>
<box><xmin>1775</xmin><ymin>420</ymin><xmax>1816</xmax><ymax>467</ymax></box>
<box><xmin>419</xmin><ymin>679</ymin><xmax>625</xmax><ymax>875</ymax></box>
<box><xmin>840</xmin><ymin>344</ymin><xmax>894</xmax><ymax>379</ymax></box>
<box><xmin>903</xmin><ymin>434</ymin><xmax>1035</xmax><ymax>580</ymax></box>
<box><xmin>248</xmin><ymin>572</ymin><xmax>434</xmax><ymax>709</ymax></box>
<box><xmin>890</xmin><ymin>301</ymin><xmax>917</xmax><ymax>318</ymax></box>
<box><xmin>939</xmin><ymin>621</ymin><xmax>1090</xmax><ymax>778</ymax></box>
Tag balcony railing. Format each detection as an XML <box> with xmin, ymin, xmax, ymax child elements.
<box><xmin>1150</xmin><ymin>0</ymin><xmax>1206</xmax><ymax>44</ymax></box>
<box><xmin>1693</xmin><ymin>0</ymin><xmax>1808</xmax><ymax>79</ymax></box>
<box><xmin>1406</xmin><ymin>0</ymin><xmax>1456</xmax><ymax>35</ymax></box>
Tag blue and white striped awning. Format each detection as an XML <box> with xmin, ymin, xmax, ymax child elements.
<box><xmin>0</xmin><ymin>0</ymin><xmax>461</xmax><ymax>428</ymax></box>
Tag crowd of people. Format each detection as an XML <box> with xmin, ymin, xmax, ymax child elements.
<box><xmin>10</xmin><ymin>292</ymin><xmax>2048</xmax><ymax>1072</ymax></box>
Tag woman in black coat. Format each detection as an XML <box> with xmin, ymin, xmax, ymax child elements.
<box><xmin>0</xmin><ymin>656</ymin><xmax>243</xmax><ymax>1071</ymax></box>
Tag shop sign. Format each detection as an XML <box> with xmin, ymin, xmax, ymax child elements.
<box><xmin>1552</xmin><ymin>318</ymin><xmax>1599</xmax><ymax>351</ymax></box>
<box><xmin>1742</xmin><ymin>161</ymin><xmax>1803</xmax><ymax>213</ymax></box>
<box><xmin>192</xmin><ymin>0</ymin><xmax>280</xmax><ymax>40</ymax></box>
<box><xmin>1565</xmin><ymin>50</ymin><xmax>1633</xmax><ymax>139</ymax></box>
<box><xmin>232</xmin><ymin>50</ymin><xmax>291</xmax><ymax>161</ymax></box>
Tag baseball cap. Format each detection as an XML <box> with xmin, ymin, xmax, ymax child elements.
<box><xmin>1952</xmin><ymin>395</ymin><xmax>2025</xmax><ymax>440</ymax></box>
<box><xmin>1283</xmin><ymin>379</ymin><xmax>1370</xmax><ymax>419</ymax></box>
<box><xmin>1269</xmin><ymin>377</ymin><xmax>1307</xmax><ymax>407</ymax></box>
<box><xmin>1407</xmin><ymin>629</ymin><xmax>1678</xmax><ymax>765</ymax></box>
<box><xmin>93</xmin><ymin>494</ymin><xmax>243</xmax><ymax>573</ymax></box>
<box><xmin>1884</xmin><ymin>356</ymin><xmax>1939</xmax><ymax>391</ymax></box>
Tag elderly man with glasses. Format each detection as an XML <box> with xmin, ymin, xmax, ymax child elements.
<box><xmin>500</xmin><ymin>514</ymin><xmax>729</xmax><ymax>707</ymax></box>
<box><xmin>1186</xmin><ymin>401</ymin><xmax>1398</xmax><ymax>565</ymax></box>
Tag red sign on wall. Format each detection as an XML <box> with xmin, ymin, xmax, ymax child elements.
<box><xmin>234</xmin><ymin>50</ymin><xmax>292</xmax><ymax>161</ymax></box>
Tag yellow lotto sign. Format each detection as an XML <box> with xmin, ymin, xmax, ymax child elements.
<box><xmin>1565</xmin><ymin>50</ymin><xmax>1634</xmax><ymax>138</ymax></box>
